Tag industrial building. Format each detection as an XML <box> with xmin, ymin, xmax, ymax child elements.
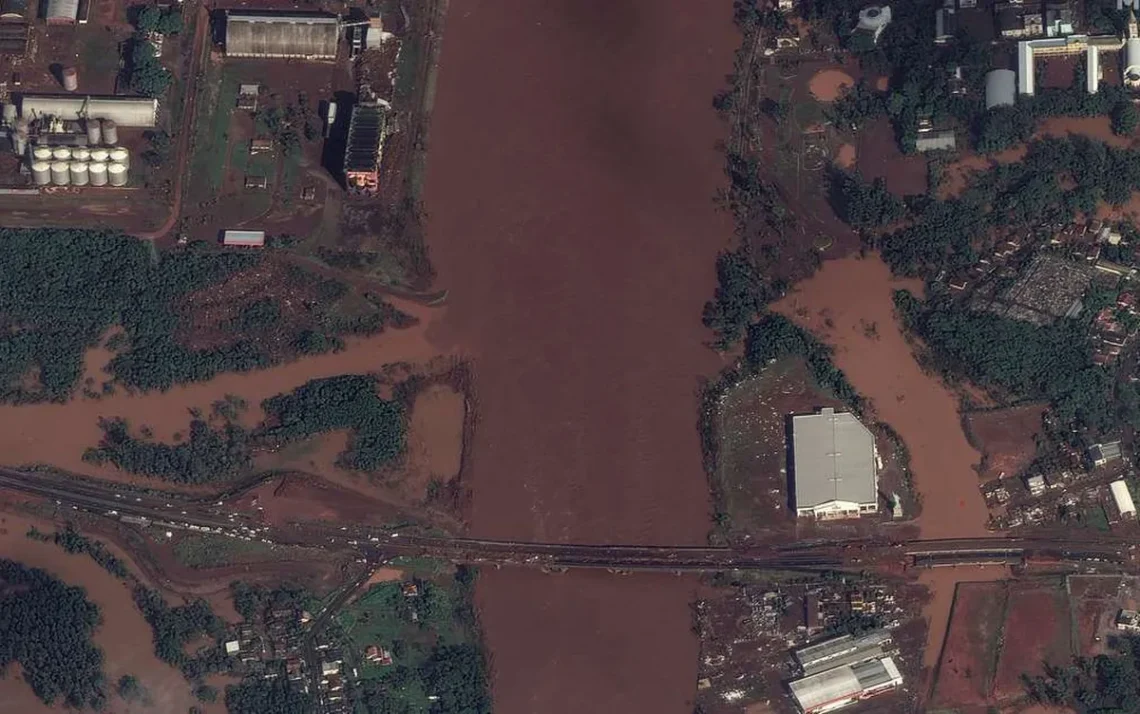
<box><xmin>985</xmin><ymin>69</ymin><xmax>1016</xmax><ymax>109</ymax></box>
<box><xmin>42</xmin><ymin>0</ymin><xmax>76</xmax><ymax>23</ymax></box>
<box><xmin>19</xmin><ymin>95</ymin><xmax>158</xmax><ymax>127</ymax></box>
<box><xmin>1090</xmin><ymin>440</ymin><xmax>1123</xmax><ymax>467</ymax></box>
<box><xmin>1110</xmin><ymin>479</ymin><xmax>1136</xmax><ymax>518</ymax></box>
<box><xmin>793</xmin><ymin>631</ymin><xmax>893</xmax><ymax>677</ymax></box>
<box><xmin>222</xmin><ymin>230</ymin><xmax>266</xmax><ymax>247</ymax></box>
<box><xmin>788</xmin><ymin>656</ymin><xmax>903</xmax><ymax>714</ymax></box>
<box><xmin>343</xmin><ymin>87</ymin><xmax>387</xmax><ymax>194</ymax></box>
<box><xmin>1017</xmin><ymin>35</ymin><xmax>1124</xmax><ymax>96</ymax></box>
<box><xmin>791</xmin><ymin>408</ymin><xmax>879</xmax><ymax>520</ymax></box>
<box><xmin>914</xmin><ymin>129</ymin><xmax>956</xmax><ymax>153</ymax></box>
<box><xmin>224</xmin><ymin>12</ymin><xmax>339</xmax><ymax>60</ymax></box>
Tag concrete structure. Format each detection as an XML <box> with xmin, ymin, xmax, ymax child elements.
<box><xmin>915</xmin><ymin>129</ymin><xmax>956</xmax><ymax>152</ymax></box>
<box><xmin>31</xmin><ymin>145</ymin><xmax>51</xmax><ymax>161</ymax></box>
<box><xmin>107</xmin><ymin>162</ymin><xmax>126</xmax><ymax>186</ymax></box>
<box><xmin>19</xmin><ymin>95</ymin><xmax>157</xmax><ymax>127</ymax></box>
<box><xmin>88</xmin><ymin>161</ymin><xmax>106</xmax><ymax>186</ymax></box>
<box><xmin>224</xmin><ymin>12</ymin><xmax>339</xmax><ymax>60</ymax></box>
<box><xmin>789</xmin><ymin>657</ymin><xmax>903</xmax><ymax>714</ymax></box>
<box><xmin>1090</xmin><ymin>441</ymin><xmax>1123</xmax><ymax>467</ymax></box>
<box><xmin>68</xmin><ymin>161</ymin><xmax>87</xmax><ymax>185</ymax></box>
<box><xmin>855</xmin><ymin>6</ymin><xmax>891</xmax><ymax>45</ymax></box>
<box><xmin>1111</xmin><ymin>480</ymin><xmax>1136</xmax><ymax>518</ymax></box>
<box><xmin>84</xmin><ymin>119</ymin><xmax>101</xmax><ymax>145</ymax></box>
<box><xmin>222</xmin><ymin>229</ymin><xmax>266</xmax><ymax>247</ymax></box>
<box><xmin>1018</xmin><ymin>36</ymin><xmax>1125</xmax><ymax>96</ymax></box>
<box><xmin>43</xmin><ymin>0</ymin><xmax>77</xmax><ymax>24</ymax></box>
<box><xmin>343</xmin><ymin>89</ymin><xmax>386</xmax><ymax>194</ymax></box>
<box><xmin>30</xmin><ymin>160</ymin><xmax>49</xmax><ymax>185</ymax></box>
<box><xmin>61</xmin><ymin>66</ymin><xmax>77</xmax><ymax>91</ymax></box>
<box><xmin>1116</xmin><ymin>609</ymin><xmax>1140</xmax><ymax>632</ymax></box>
<box><xmin>71</xmin><ymin>146</ymin><xmax>88</xmax><ymax>161</ymax></box>
<box><xmin>791</xmin><ymin>408</ymin><xmax>879</xmax><ymax>520</ymax></box>
<box><xmin>985</xmin><ymin>69</ymin><xmax>1017</xmax><ymax>109</ymax></box>
<box><xmin>109</xmin><ymin>147</ymin><xmax>128</xmax><ymax>167</ymax></box>
<box><xmin>793</xmin><ymin>631</ymin><xmax>893</xmax><ymax>677</ymax></box>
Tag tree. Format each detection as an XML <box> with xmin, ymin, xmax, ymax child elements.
<box><xmin>143</xmin><ymin>130</ymin><xmax>172</xmax><ymax>167</ymax></box>
<box><xmin>134</xmin><ymin>5</ymin><xmax>182</xmax><ymax>35</ymax></box>
<box><xmin>1112</xmin><ymin>100</ymin><xmax>1139</xmax><ymax>137</ymax></box>
<box><xmin>829</xmin><ymin>170</ymin><xmax>905</xmax><ymax>229</ymax></box>
<box><xmin>129</xmin><ymin>41</ymin><xmax>172</xmax><ymax>97</ymax></box>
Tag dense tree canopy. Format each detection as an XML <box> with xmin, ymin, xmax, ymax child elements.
<box><xmin>1027</xmin><ymin>636</ymin><xmax>1140</xmax><ymax>712</ymax></box>
<box><xmin>745</xmin><ymin>313</ymin><xmax>862</xmax><ymax>409</ymax></box>
<box><xmin>225</xmin><ymin>670</ymin><xmax>312</xmax><ymax>714</ymax></box>
<box><xmin>829</xmin><ymin>171</ymin><xmax>905</xmax><ymax>229</ymax></box>
<box><xmin>0</xmin><ymin>560</ymin><xmax>107</xmax><ymax>709</ymax></box>
<box><xmin>84</xmin><ymin>417</ymin><xmax>250</xmax><ymax>484</ymax></box>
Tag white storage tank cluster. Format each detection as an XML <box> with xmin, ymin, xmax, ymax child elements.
<box><xmin>70</xmin><ymin>161</ymin><xmax>89</xmax><ymax>186</ymax></box>
<box><xmin>85</xmin><ymin>120</ymin><xmax>101</xmax><ymax>146</ymax></box>
<box><xmin>52</xmin><ymin>147</ymin><xmax>71</xmax><ymax>161</ymax></box>
<box><xmin>50</xmin><ymin>161</ymin><xmax>70</xmax><ymax>186</ymax></box>
<box><xmin>107</xmin><ymin>162</ymin><xmax>127</xmax><ymax>186</ymax></box>
<box><xmin>101</xmin><ymin>120</ymin><xmax>118</xmax><ymax>146</ymax></box>
<box><xmin>31</xmin><ymin>161</ymin><xmax>50</xmax><ymax>186</ymax></box>
<box><xmin>72</xmin><ymin>147</ymin><xmax>90</xmax><ymax>162</ymax></box>
<box><xmin>109</xmin><ymin>147</ymin><xmax>129</xmax><ymax>167</ymax></box>
<box><xmin>90</xmin><ymin>148</ymin><xmax>109</xmax><ymax>163</ymax></box>
<box><xmin>88</xmin><ymin>162</ymin><xmax>107</xmax><ymax>186</ymax></box>
<box><xmin>32</xmin><ymin>146</ymin><xmax>52</xmax><ymax>162</ymax></box>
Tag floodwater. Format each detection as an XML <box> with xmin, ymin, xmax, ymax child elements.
<box><xmin>774</xmin><ymin>255</ymin><xmax>990</xmax><ymax>539</ymax></box>
<box><xmin>422</xmin><ymin>0</ymin><xmax>737</xmax><ymax>711</ymax></box>
<box><xmin>0</xmin><ymin>512</ymin><xmax>225</xmax><ymax>714</ymax></box>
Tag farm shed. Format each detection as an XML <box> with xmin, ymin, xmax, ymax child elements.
<box><xmin>1110</xmin><ymin>480</ymin><xmax>1135</xmax><ymax>518</ymax></box>
<box><xmin>224</xmin><ymin>12</ymin><xmax>339</xmax><ymax>60</ymax></box>
<box><xmin>42</xmin><ymin>0</ymin><xmax>76</xmax><ymax>23</ymax></box>
<box><xmin>222</xmin><ymin>230</ymin><xmax>265</xmax><ymax>247</ymax></box>
<box><xmin>19</xmin><ymin>95</ymin><xmax>158</xmax><ymax>127</ymax></box>
<box><xmin>791</xmin><ymin>408</ymin><xmax>879</xmax><ymax>520</ymax></box>
<box><xmin>794</xmin><ymin>631</ymin><xmax>893</xmax><ymax>677</ymax></box>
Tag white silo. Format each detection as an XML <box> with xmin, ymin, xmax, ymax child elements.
<box><xmin>31</xmin><ymin>161</ymin><xmax>51</xmax><ymax>186</ymax></box>
<box><xmin>107</xmin><ymin>162</ymin><xmax>128</xmax><ymax>187</ymax></box>
<box><xmin>52</xmin><ymin>147</ymin><xmax>71</xmax><ymax>162</ymax></box>
<box><xmin>88</xmin><ymin>162</ymin><xmax>108</xmax><ymax>186</ymax></box>
<box><xmin>85</xmin><ymin>120</ymin><xmax>101</xmax><ymax>146</ymax></box>
<box><xmin>101</xmin><ymin>120</ymin><xmax>118</xmax><ymax>146</ymax></box>
<box><xmin>109</xmin><ymin>147</ymin><xmax>129</xmax><ymax>167</ymax></box>
<box><xmin>50</xmin><ymin>161</ymin><xmax>70</xmax><ymax>186</ymax></box>
<box><xmin>72</xmin><ymin>147</ymin><xmax>90</xmax><ymax>162</ymax></box>
<box><xmin>90</xmin><ymin>148</ymin><xmax>109</xmax><ymax>163</ymax></box>
<box><xmin>33</xmin><ymin>146</ymin><xmax>53</xmax><ymax>162</ymax></box>
<box><xmin>13</xmin><ymin>134</ymin><xmax>26</xmax><ymax>156</ymax></box>
<box><xmin>70</xmin><ymin>161</ymin><xmax>89</xmax><ymax>186</ymax></box>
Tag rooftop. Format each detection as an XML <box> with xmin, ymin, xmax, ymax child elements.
<box><xmin>794</xmin><ymin>630</ymin><xmax>893</xmax><ymax>676</ymax></box>
<box><xmin>792</xmin><ymin>408</ymin><xmax>878</xmax><ymax>511</ymax></box>
<box><xmin>789</xmin><ymin>656</ymin><xmax>902</xmax><ymax>713</ymax></box>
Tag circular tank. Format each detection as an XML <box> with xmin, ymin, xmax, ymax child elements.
<box><xmin>85</xmin><ymin>120</ymin><xmax>101</xmax><ymax>146</ymax></box>
<box><xmin>50</xmin><ymin>161</ymin><xmax>70</xmax><ymax>186</ymax></box>
<box><xmin>108</xmin><ymin>147</ymin><xmax>129</xmax><ymax>166</ymax></box>
<box><xmin>69</xmin><ymin>161</ymin><xmax>89</xmax><ymax>186</ymax></box>
<box><xmin>101</xmin><ymin>120</ymin><xmax>118</xmax><ymax>146</ymax></box>
<box><xmin>61</xmin><ymin>66</ymin><xmax>78</xmax><ymax>92</ymax></box>
<box><xmin>72</xmin><ymin>147</ymin><xmax>90</xmax><ymax>162</ymax></box>
<box><xmin>88</xmin><ymin>161</ymin><xmax>107</xmax><ymax>186</ymax></box>
<box><xmin>107</xmin><ymin>162</ymin><xmax>127</xmax><ymax>187</ymax></box>
<box><xmin>33</xmin><ymin>146</ymin><xmax>53</xmax><ymax>161</ymax></box>
<box><xmin>89</xmin><ymin>148</ymin><xmax>109</xmax><ymax>163</ymax></box>
<box><xmin>51</xmin><ymin>147</ymin><xmax>71</xmax><ymax>161</ymax></box>
<box><xmin>31</xmin><ymin>161</ymin><xmax>50</xmax><ymax>186</ymax></box>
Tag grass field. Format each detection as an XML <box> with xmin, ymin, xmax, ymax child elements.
<box><xmin>188</xmin><ymin>62</ymin><xmax>240</xmax><ymax>198</ymax></box>
<box><xmin>171</xmin><ymin>533</ymin><xmax>317</xmax><ymax>569</ymax></box>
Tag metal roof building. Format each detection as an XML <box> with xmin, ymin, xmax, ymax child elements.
<box><xmin>915</xmin><ymin>129</ymin><xmax>956</xmax><ymax>153</ymax></box>
<box><xmin>985</xmin><ymin>69</ymin><xmax>1016</xmax><ymax>109</ymax></box>
<box><xmin>791</xmin><ymin>408</ymin><xmax>879</xmax><ymax>519</ymax></box>
<box><xmin>222</xmin><ymin>230</ymin><xmax>266</xmax><ymax>247</ymax></box>
<box><xmin>1090</xmin><ymin>440</ymin><xmax>1123</xmax><ymax>467</ymax></box>
<box><xmin>789</xmin><ymin>657</ymin><xmax>903</xmax><ymax>714</ymax></box>
<box><xmin>19</xmin><ymin>95</ymin><xmax>157</xmax><ymax>127</ymax></box>
<box><xmin>42</xmin><ymin>0</ymin><xmax>76</xmax><ymax>23</ymax></box>
<box><xmin>794</xmin><ymin>631</ymin><xmax>893</xmax><ymax>677</ymax></box>
<box><xmin>1110</xmin><ymin>480</ymin><xmax>1136</xmax><ymax>518</ymax></box>
<box><xmin>224</xmin><ymin>12</ymin><xmax>339</xmax><ymax>60</ymax></box>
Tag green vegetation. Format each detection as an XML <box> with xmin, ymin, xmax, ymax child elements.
<box><xmin>1026</xmin><ymin>635</ymin><xmax>1140</xmax><ymax>711</ymax></box>
<box><xmin>132</xmin><ymin>586</ymin><xmax>228</xmax><ymax>680</ymax></box>
<box><xmin>128</xmin><ymin>38</ymin><xmax>172</xmax><ymax>97</ymax></box>
<box><xmin>261</xmin><ymin>375</ymin><xmax>407</xmax><ymax>470</ymax></box>
<box><xmin>172</xmin><ymin>533</ymin><xmax>315</xmax><ymax>569</ymax></box>
<box><xmin>827</xmin><ymin>80</ymin><xmax>885</xmax><ymax>131</ymax></box>
<box><xmin>0</xmin><ymin>560</ymin><xmax>107</xmax><ymax>709</ymax></box>
<box><xmin>225</xmin><ymin>671</ymin><xmax>312</xmax><ymax>714</ymax></box>
<box><xmin>84</xmin><ymin>416</ymin><xmax>251</xmax><ymax>484</ymax></box>
<box><xmin>193</xmin><ymin>683</ymin><xmax>218</xmax><ymax>703</ymax></box>
<box><xmin>189</xmin><ymin>65</ymin><xmax>240</xmax><ymax>194</ymax></box>
<box><xmin>132</xmin><ymin>5</ymin><xmax>182</xmax><ymax>35</ymax></box>
<box><xmin>29</xmin><ymin>524</ymin><xmax>129</xmax><ymax>578</ymax></box>
<box><xmin>829</xmin><ymin>170</ymin><xmax>904</xmax><ymax>229</ymax></box>
<box><xmin>117</xmin><ymin>674</ymin><xmax>150</xmax><ymax>704</ymax></box>
<box><xmin>745</xmin><ymin>313</ymin><xmax>863</xmax><ymax>411</ymax></box>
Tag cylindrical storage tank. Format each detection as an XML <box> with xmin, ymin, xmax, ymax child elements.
<box><xmin>2</xmin><ymin>103</ymin><xmax>15</xmax><ymax>125</ymax></box>
<box><xmin>52</xmin><ymin>147</ymin><xmax>71</xmax><ymax>161</ymax></box>
<box><xmin>107</xmin><ymin>162</ymin><xmax>127</xmax><ymax>187</ymax></box>
<box><xmin>31</xmin><ymin>161</ymin><xmax>50</xmax><ymax>186</ymax></box>
<box><xmin>61</xmin><ymin>66</ymin><xmax>78</xmax><ymax>92</ymax></box>
<box><xmin>101</xmin><ymin>119</ymin><xmax>117</xmax><ymax>146</ymax></box>
<box><xmin>72</xmin><ymin>147</ymin><xmax>90</xmax><ymax>162</ymax></box>
<box><xmin>69</xmin><ymin>161</ymin><xmax>89</xmax><ymax>186</ymax></box>
<box><xmin>89</xmin><ymin>148</ymin><xmax>109</xmax><ymax>163</ymax></box>
<box><xmin>1126</xmin><ymin>38</ymin><xmax>1140</xmax><ymax>85</ymax></box>
<box><xmin>85</xmin><ymin>120</ymin><xmax>101</xmax><ymax>146</ymax></box>
<box><xmin>88</xmin><ymin>161</ymin><xmax>107</xmax><ymax>186</ymax></box>
<box><xmin>109</xmin><ymin>147</ymin><xmax>128</xmax><ymax>167</ymax></box>
<box><xmin>50</xmin><ymin>161</ymin><xmax>70</xmax><ymax>186</ymax></box>
<box><xmin>13</xmin><ymin>134</ymin><xmax>26</xmax><ymax>156</ymax></box>
<box><xmin>985</xmin><ymin>69</ymin><xmax>1017</xmax><ymax>110</ymax></box>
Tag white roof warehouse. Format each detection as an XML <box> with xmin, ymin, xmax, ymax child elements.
<box><xmin>224</xmin><ymin>12</ymin><xmax>339</xmax><ymax>60</ymax></box>
<box><xmin>791</xmin><ymin>408</ymin><xmax>879</xmax><ymax>519</ymax></box>
<box><xmin>789</xmin><ymin>656</ymin><xmax>903</xmax><ymax>714</ymax></box>
<box><xmin>19</xmin><ymin>95</ymin><xmax>158</xmax><ymax>127</ymax></box>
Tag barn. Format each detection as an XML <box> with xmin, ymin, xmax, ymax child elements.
<box><xmin>224</xmin><ymin>12</ymin><xmax>339</xmax><ymax>60</ymax></box>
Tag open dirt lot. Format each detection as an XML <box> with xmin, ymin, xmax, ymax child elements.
<box><xmin>932</xmin><ymin>581</ymin><xmax>1008</xmax><ymax>708</ymax></box>
<box><xmin>421</xmin><ymin>0</ymin><xmax>737</xmax><ymax>711</ymax></box>
<box><xmin>856</xmin><ymin>118</ymin><xmax>928</xmax><ymax>197</ymax></box>
<box><xmin>808</xmin><ymin>68</ymin><xmax>853</xmax><ymax>101</ymax></box>
<box><xmin>966</xmin><ymin>404</ymin><xmax>1046</xmax><ymax>481</ymax></box>
<box><xmin>1069</xmin><ymin>575</ymin><xmax>1139</xmax><ymax>657</ymax></box>
<box><xmin>992</xmin><ymin>583</ymin><xmax>1070</xmax><ymax>702</ymax></box>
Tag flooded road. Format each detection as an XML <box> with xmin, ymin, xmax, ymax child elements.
<box><xmin>775</xmin><ymin>255</ymin><xmax>990</xmax><ymax>539</ymax></box>
<box><xmin>423</xmin><ymin>0</ymin><xmax>737</xmax><ymax>711</ymax></box>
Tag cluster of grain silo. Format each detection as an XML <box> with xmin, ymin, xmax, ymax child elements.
<box><xmin>29</xmin><ymin>144</ymin><xmax>129</xmax><ymax>187</ymax></box>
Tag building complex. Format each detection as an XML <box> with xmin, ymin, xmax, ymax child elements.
<box><xmin>788</xmin><ymin>631</ymin><xmax>903</xmax><ymax>714</ymax></box>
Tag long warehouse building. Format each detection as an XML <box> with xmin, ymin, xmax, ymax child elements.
<box><xmin>793</xmin><ymin>631</ymin><xmax>893</xmax><ymax>676</ymax></box>
<box><xmin>788</xmin><ymin>657</ymin><xmax>903</xmax><ymax>714</ymax></box>
<box><xmin>19</xmin><ymin>95</ymin><xmax>157</xmax><ymax>127</ymax></box>
<box><xmin>791</xmin><ymin>407</ymin><xmax>879</xmax><ymax>520</ymax></box>
<box><xmin>224</xmin><ymin>12</ymin><xmax>339</xmax><ymax>60</ymax></box>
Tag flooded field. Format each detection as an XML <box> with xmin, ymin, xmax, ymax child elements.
<box><xmin>775</xmin><ymin>254</ymin><xmax>989</xmax><ymax>539</ymax></box>
<box><xmin>422</xmin><ymin>0</ymin><xmax>737</xmax><ymax>711</ymax></box>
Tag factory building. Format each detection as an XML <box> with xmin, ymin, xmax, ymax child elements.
<box><xmin>1017</xmin><ymin>35</ymin><xmax>1125</xmax><ymax>96</ymax></box>
<box><xmin>791</xmin><ymin>408</ymin><xmax>879</xmax><ymax>520</ymax></box>
<box><xmin>222</xmin><ymin>230</ymin><xmax>266</xmax><ymax>247</ymax></box>
<box><xmin>343</xmin><ymin>89</ymin><xmax>387</xmax><ymax>194</ymax></box>
<box><xmin>19</xmin><ymin>95</ymin><xmax>158</xmax><ymax>127</ymax></box>
<box><xmin>42</xmin><ymin>0</ymin><xmax>76</xmax><ymax>24</ymax></box>
<box><xmin>793</xmin><ymin>631</ymin><xmax>893</xmax><ymax>677</ymax></box>
<box><xmin>788</xmin><ymin>656</ymin><xmax>903</xmax><ymax>714</ymax></box>
<box><xmin>224</xmin><ymin>12</ymin><xmax>339</xmax><ymax>60</ymax></box>
<box><xmin>985</xmin><ymin>69</ymin><xmax>1017</xmax><ymax>109</ymax></box>
<box><xmin>914</xmin><ymin>129</ymin><xmax>956</xmax><ymax>153</ymax></box>
<box><xmin>1111</xmin><ymin>480</ymin><xmax>1136</xmax><ymax>518</ymax></box>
